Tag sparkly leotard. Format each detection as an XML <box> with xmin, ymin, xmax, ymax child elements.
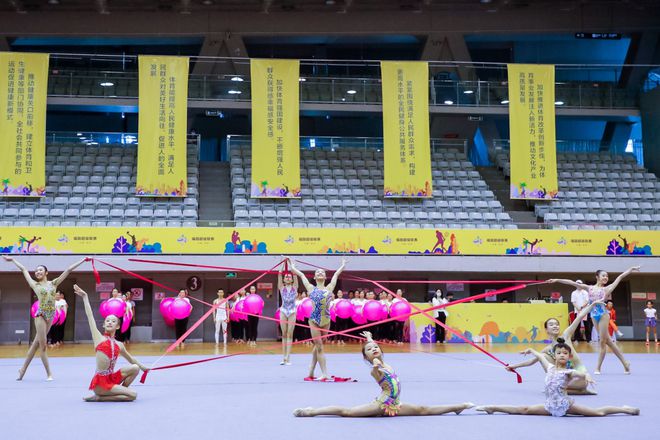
<box><xmin>32</xmin><ymin>281</ymin><xmax>57</xmax><ymax>321</ymax></box>
<box><xmin>544</xmin><ymin>366</ymin><xmax>574</xmax><ymax>417</ymax></box>
<box><xmin>280</xmin><ymin>286</ymin><xmax>297</xmax><ymax>317</ymax></box>
<box><xmin>374</xmin><ymin>365</ymin><xmax>402</xmax><ymax>416</ymax></box>
<box><xmin>89</xmin><ymin>335</ymin><xmax>124</xmax><ymax>390</ymax></box>
<box><xmin>309</xmin><ymin>286</ymin><xmax>331</xmax><ymax>327</ymax></box>
<box><xmin>588</xmin><ymin>286</ymin><xmax>609</xmax><ymax>323</ymax></box>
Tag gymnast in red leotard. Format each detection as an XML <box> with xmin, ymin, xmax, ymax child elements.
<box><xmin>74</xmin><ymin>285</ymin><xmax>149</xmax><ymax>402</ymax></box>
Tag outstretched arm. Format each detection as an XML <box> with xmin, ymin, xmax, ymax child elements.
<box><xmin>277</xmin><ymin>269</ymin><xmax>284</xmax><ymax>292</ymax></box>
<box><xmin>547</xmin><ymin>278</ymin><xmax>589</xmax><ymax>290</ymax></box>
<box><xmin>505</xmin><ymin>355</ymin><xmax>540</xmax><ymax>372</ymax></box>
<box><xmin>327</xmin><ymin>258</ymin><xmax>347</xmax><ymax>292</ymax></box>
<box><xmin>73</xmin><ymin>284</ymin><xmax>103</xmax><ymax>345</ymax></box>
<box><xmin>605</xmin><ymin>266</ymin><xmax>641</xmax><ymax>295</ymax></box>
<box><xmin>564</xmin><ymin>301</ymin><xmax>601</xmax><ymax>338</ymax></box>
<box><xmin>53</xmin><ymin>258</ymin><xmax>88</xmax><ymax>286</ymax></box>
<box><xmin>2</xmin><ymin>256</ymin><xmax>36</xmax><ymax>288</ymax></box>
<box><xmin>521</xmin><ymin>348</ymin><xmax>551</xmax><ymax>370</ymax></box>
<box><xmin>119</xmin><ymin>343</ymin><xmax>149</xmax><ymax>372</ymax></box>
<box><xmin>289</xmin><ymin>260</ymin><xmax>314</xmax><ymax>292</ymax></box>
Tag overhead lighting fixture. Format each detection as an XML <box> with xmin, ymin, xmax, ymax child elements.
<box><xmin>100</xmin><ymin>81</ymin><xmax>114</xmax><ymax>87</ymax></box>
<box><xmin>299</xmin><ymin>78</ymin><xmax>306</xmax><ymax>82</ymax></box>
<box><xmin>202</xmin><ymin>0</ymin><xmax>213</xmax><ymax>4</ymax></box>
<box><xmin>463</xmin><ymin>90</ymin><xmax>474</xmax><ymax>94</ymax></box>
<box><xmin>230</xmin><ymin>76</ymin><xmax>244</xmax><ymax>82</ymax></box>
<box><xmin>341</xmin><ymin>98</ymin><xmax>346</xmax><ymax>102</ymax></box>
<box><xmin>500</xmin><ymin>99</ymin><xmax>509</xmax><ymax>104</ymax></box>
<box><xmin>76</xmin><ymin>132</ymin><xmax>83</xmax><ymax>136</ymax></box>
<box><xmin>444</xmin><ymin>100</ymin><xmax>454</xmax><ymax>105</ymax></box>
<box><xmin>346</xmin><ymin>89</ymin><xmax>357</xmax><ymax>94</ymax></box>
<box><xmin>228</xmin><ymin>90</ymin><xmax>242</xmax><ymax>94</ymax></box>
<box><xmin>48</xmin><ymin>0</ymin><xmax>60</xmax><ymax>4</ymax></box>
<box><xmin>555</xmin><ymin>101</ymin><xmax>565</xmax><ymax>105</ymax></box>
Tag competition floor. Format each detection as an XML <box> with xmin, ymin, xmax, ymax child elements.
<box><xmin>2</xmin><ymin>342</ymin><xmax>658</xmax><ymax>440</ymax></box>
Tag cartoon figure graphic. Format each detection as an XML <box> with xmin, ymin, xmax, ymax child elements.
<box><xmin>432</xmin><ymin>231</ymin><xmax>446</xmax><ymax>253</ymax></box>
<box><xmin>473</xmin><ymin>236</ymin><xmax>483</xmax><ymax>246</ymax></box>
<box><xmin>519</xmin><ymin>182</ymin><xmax>527</xmax><ymax>197</ymax></box>
<box><xmin>177</xmin><ymin>234</ymin><xmax>187</xmax><ymax>244</ymax></box>
<box><xmin>447</xmin><ymin>233</ymin><xmax>458</xmax><ymax>254</ymax></box>
<box><xmin>279</xmin><ymin>184</ymin><xmax>290</xmax><ymax>198</ymax></box>
<box><xmin>19</xmin><ymin>235</ymin><xmax>41</xmax><ymax>253</ymax></box>
<box><xmin>284</xmin><ymin>235</ymin><xmax>294</xmax><ymax>244</ymax></box>
<box><xmin>231</xmin><ymin>230</ymin><xmax>241</xmax><ymax>246</ymax></box>
<box><xmin>523</xmin><ymin>238</ymin><xmax>542</xmax><ymax>254</ymax></box>
<box><xmin>260</xmin><ymin>180</ymin><xmax>269</xmax><ymax>196</ymax></box>
<box><xmin>22</xmin><ymin>183</ymin><xmax>33</xmax><ymax>196</ymax></box>
<box><xmin>57</xmin><ymin>234</ymin><xmax>69</xmax><ymax>244</ymax></box>
<box><xmin>126</xmin><ymin>231</ymin><xmax>138</xmax><ymax>249</ymax></box>
<box><xmin>1</xmin><ymin>178</ymin><xmax>9</xmax><ymax>194</ymax></box>
<box><xmin>382</xmin><ymin>236</ymin><xmax>392</xmax><ymax>245</ymax></box>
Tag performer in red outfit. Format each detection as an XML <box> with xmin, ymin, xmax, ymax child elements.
<box><xmin>74</xmin><ymin>285</ymin><xmax>149</xmax><ymax>402</ymax></box>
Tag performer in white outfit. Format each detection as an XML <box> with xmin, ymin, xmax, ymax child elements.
<box><xmin>213</xmin><ymin>289</ymin><xmax>230</xmax><ymax>345</ymax></box>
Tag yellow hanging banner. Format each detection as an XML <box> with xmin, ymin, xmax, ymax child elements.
<box><xmin>137</xmin><ymin>56</ymin><xmax>189</xmax><ymax>197</ymax></box>
<box><xmin>508</xmin><ymin>64</ymin><xmax>559</xmax><ymax>200</ymax></box>
<box><xmin>0</xmin><ymin>52</ymin><xmax>48</xmax><ymax>197</ymax></box>
<box><xmin>381</xmin><ymin>61</ymin><xmax>432</xmax><ymax>198</ymax></box>
<box><xmin>250</xmin><ymin>59</ymin><xmax>300</xmax><ymax>198</ymax></box>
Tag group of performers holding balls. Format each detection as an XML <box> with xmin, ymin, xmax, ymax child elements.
<box><xmin>4</xmin><ymin>254</ymin><xmax>641</xmax><ymax>416</ymax></box>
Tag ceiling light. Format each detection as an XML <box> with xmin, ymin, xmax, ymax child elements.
<box><xmin>100</xmin><ymin>81</ymin><xmax>114</xmax><ymax>87</ymax></box>
<box><xmin>500</xmin><ymin>99</ymin><xmax>509</xmax><ymax>104</ymax></box>
<box><xmin>299</xmin><ymin>77</ymin><xmax>306</xmax><ymax>82</ymax></box>
<box><xmin>48</xmin><ymin>0</ymin><xmax>60</xmax><ymax>4</ymax></box>
<box><xmin>228</xmin><ymin>90</ymin><xmax>242</xmax><ymax>94</ymax></box>
<box><xmin>76</xmin><ymin>132</ymin><xmax>83</xmax><ymax>136</ymax></box>
<box><xmin>202</xmin><ymin>0</ymin><xmax>213</xmax><ymax>4</ymax></box>
<box><xmin>463</xmin><ymin>90</ymin><xmax>474</xmax><ymax>94</ymax></box>
<box><xmin>555</xmin><ymin>101</ymin><xmax>565</xmax><ymax>106</ymax></box>
<box><xmin>346</xmin><ymin>89</ymin><xmax>357</xmax><ymax>94</ymax></box>
<box><xmin>444</xmin><ymin>100</ymin><xmax>454</xmax><ymax>105</ymax></box>
<box><xmin>230</xmin><ymin>76</ymin><xmax>244</xmax><ymax>82</ymax></box>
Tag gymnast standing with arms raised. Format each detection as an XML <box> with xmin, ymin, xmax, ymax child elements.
<box><xmin>289</xmin><ymin>258</ymin><xmax>346</xmax><ymax>381</ymax></box>
<box><xmin>549</xmin><ymin>266</ymin><xmax>639</xmax><ymax>374</ymax></box>
<box><xmin>3</xmin><ymin>255</ymin><xmax>86</xmax><ymax>381</ymax></box>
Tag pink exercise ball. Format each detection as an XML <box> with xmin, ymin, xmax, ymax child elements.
<box><xmin>380</xmin><ymin>304</ymin><xmax>389</xmax><ymax>320</ymax></box>
<box><xmin>57</xmin><ymin>310</ymin><xmax>67</xmax><ymax>325</ymax></box>
<box><xmin>274</xmin><ymin>308</ymin><xmax>281</xmax><ymax>322</ymax></box>
<box><xmin>31</xmin><ymin>301</ymin><xmax>39</xmax><ymax>318</ymax></box>
<box><xmin>105</xmin><ymin>298</ymin><xmax>126</xmax><ymax>317</ymax></box>
<box><xmin>299</xmin><ymin>298</ymin><xmax>313</xmax><ymax>319</ymax></box>
<box><xmin>244</xmin><ymin>294</ymin><xmax>264</xmax><ymax>315</ymax></box>
<box><xmin>121</xmin><ymin>311</ymin><xmax>132</xmax><ymax>333</ymax></box>
<box><xmin>171</xmin><ymin>299</ymin><xmax>192</xmax><ymax>320</ymax></box>
<box><xmin>160</xmin><ymin>297</ymin><xmax>175</xmax><ymax>320</ymax></box>
<box><xmin>235</xmin><ymin>299</ymin><xmax>247</xmax><ymax>321</ymax></box>
<box><xmin>99</xmin><ymin>300</ymin><xmax>109</xmax><ymax>318</ymax></box>
<box><xmin>335</xmin><ymin>299</ymin><xmax>353</xmax><ymax>319</ymax></box>
<box><xmin>352</xmin><ymin>305</ymin><xmax>366</xmax><ymax>325</ymax></box>
<box><xmin>390</xmin><ymin>301</ymin><xmax>412</xmax><ymax>322</ymax></box>
<box><xmin>363</xmin><ymin>300</ymin><xmax>382</xmax><ymax>322</ymax></box>
<box><xmin>52</xmin><ymin>309</ymin><xmax>60</xmax><ymax>324</ymax></box>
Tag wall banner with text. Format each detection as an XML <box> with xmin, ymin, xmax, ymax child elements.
<box><xmin>508</xmin><ymin>64</ymin><xmax>558</xmax><ymax>200</ymax></box>
<box><xmin>381</xmin><ymin>61</ymin><xmax>432</xmax><ymax>198</ymax></box>
<box><xmin>137</xmin><ymin>56</ymin><xmax>189</xmax><ymax>197</ymax></box>
<box><xmin>0</xmin><ymin>52</ymin><xmax>48</xmax><ymax>197</ymax></box>
<box><xmin>250</xmin><ymin>59</ymin><xmax>301</xmax><ymax>198</ymax></box>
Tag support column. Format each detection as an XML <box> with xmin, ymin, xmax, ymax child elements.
<box><xmin>421</xmin><ymin>33</ymin><xmax>473</xmax><ymax>82</ymax></box>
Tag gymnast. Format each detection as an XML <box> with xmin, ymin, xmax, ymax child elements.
<box><xmin>549</xmin><ymin>266</ymin><xmax>639</xmax><ymax>374</ymax></box>
<box><xmin>278</xmin><ymin>258</ymin><xmax>299</xmax><ymax>365</ymax></box>
<box><xmin>3</xmin><ymin>255</ymin><xmax>86</xmax><ymax>381</ymax></box>
<box><xmin>294</xmin><ymin>331</ymin><xmax>474</xmax><ymax>417</ymax></box>
<box><xmin>477</xmin><ymin>339</ymin><xmax>639</xmax><ymax>417</ymax></box>
<box><xmin>289</xmin><ymin>258</ymin><xmax>346</xmax><ymax>380</ymax></box>
<box><xmin>505</xmin><ymin>301</ymin><xmax>603</xmax><ymax>395</ymax></box>
<box><xmin>74</xmin><ymin>285</ymin><xmax>149</xmax><ymax>402</ymax></box>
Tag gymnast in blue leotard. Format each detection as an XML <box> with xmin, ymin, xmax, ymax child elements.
<box><xmin>278</xmin><ymin>259</ymin><xmax>299</xmax><ymax>366</ymax></box>
<box><xmin>290</xmin><ymin>258</ymin><xmax>346</xmax><ymax>380</ymax></box>
<box><xmin>548</xmin><ymin>266</ymin><xmax>640</xmax><ymax>375</ymax></box>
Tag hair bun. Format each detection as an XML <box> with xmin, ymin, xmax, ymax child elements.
<box><xmin>556</xmin><ymin>337</ymin><xmax>566</xmax><ymax>344</ymax></box>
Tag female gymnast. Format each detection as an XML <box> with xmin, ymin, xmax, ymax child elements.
<box><xmin>290</xmin><ymin>258</ymin><xmax>346</xmax><ymax>380</ymax></box>
<box><xmin>505</xmin><ymin>301</ymin><xmax>603</xmax><ymax>395</ymax></box>
<box><xmin>4</xmin><ymin>255</ymin><xmax>86</xmax><ymax>381</ymax></box>
<box><xmin>476</xmin><ymin>339</ymin><xmax>639</xmax><ymax>417</ymax></box>
<box><xmin>278</xmin><ymin>259</ymin><xmax>299</xmax><ymax>365</ymax></box>
<box><xmin>549</xmin><ymin>266</ymin><xmax>639</xmax><ymax>374</ymax></box>
<box><xmin>73</xmin><ymin>285</ymin><xmax>149</xmax><ymax>402</ymax></box>
<box><xmin>294</xmin><ymin>331</ymin><xmax>474</xmax><ymax>417</ymax></box>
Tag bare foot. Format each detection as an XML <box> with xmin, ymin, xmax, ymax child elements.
<box><xmin>594</xmin><ymin>370</ymin><xmax>601</xmax><ymax>375</ymax></box>
<box><xmin>293</xmin><ymin>407</ymin><xmax>313</xmax><ymax>417</ymax></box>
<box><xmin>624</xmin><ymin>406</ymin><xmax>640</xmax><ymax>415</ymax></box>
<box><xmin>475</xmin><ymin>406</ymin><xmax>494</xmax><ymax>415</ymax></box>
<box><xmin>455</xmin><ymin>403</ymin><xmax>475</xmax><ymax>415</ymax></box>
<box><xmin>83</xmin><ymin>395</ymin><xmax>99</xmax><ymax>402</ymax></box>
<box><xmin>623</xmin><ymin>362</ymin><xmax>631</xmax><ymax>374</ymax></box>
<box><xmin>46</xmin><ymin>376</ymin><xmax>54</xmax><ymax>381</ymax></box>
<box><xmin>17</xmin><ymin>368</ymin><xmax>25</xmax><ymax>381</ymax></box>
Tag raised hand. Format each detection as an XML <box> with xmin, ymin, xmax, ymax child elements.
<box><xmin>2</xmin><ymin>255</ymin><xmax>13</xmax><ymax>262</ymax></box>
<box><xmin>73</xmin><ymin>284</ymin><xmax>88</xmax><ymax>298</ymax></box>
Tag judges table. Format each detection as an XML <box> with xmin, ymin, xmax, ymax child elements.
<box><xmin>408</xmin><ymin>302</ymin><xmax>569</xmax><ymax>344</ymax></box>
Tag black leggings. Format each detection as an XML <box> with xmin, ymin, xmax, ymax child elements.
<box><xmin>246</xmin><ymin>315</ymin><xmax>259</xmax><ymax>342</ymax></box>
<box><xmin>435</xmin><ymin>313</ymin><xmax>447</xmax><ymax>343</ymax></box>
<box><xmin>174</xmin><ymin>317</ymin><xmax>189</xmax><ymax>342</ymax></box>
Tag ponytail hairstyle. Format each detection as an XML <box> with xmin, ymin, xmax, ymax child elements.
<box><xmin>553</xmin><ymin>337</ymin><xmax>572</xmax><ymax>354</ymax></box>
